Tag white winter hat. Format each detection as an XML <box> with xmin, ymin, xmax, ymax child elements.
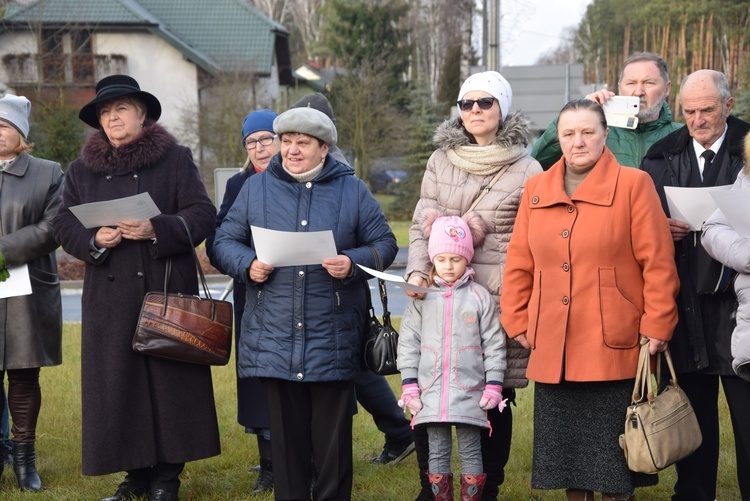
<box><xmin>457</xmin><ymin>71</ymin><xmax>513</xmax><ymax>121</ymax></box>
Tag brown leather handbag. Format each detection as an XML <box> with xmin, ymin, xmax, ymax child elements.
<box><xmin>133</xmin><ymin>216</ymin><xmax>232</xmax><ymax>365</ymax></box>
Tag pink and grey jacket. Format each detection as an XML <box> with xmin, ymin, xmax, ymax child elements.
<box><xmin>398</xmin><ymin>269</ymin><xmax>506</xmax><ymax>428</ymax></box>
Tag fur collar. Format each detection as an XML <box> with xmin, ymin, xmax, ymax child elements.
<box><xmin>433</xmin><ymin>112</ymin><xmax>533</xmax><ymax>151</ymax></box>
<box><xmin>80</xmin><ymin>122</ymin><xmax>177</xmax><ymax>175</ymax></box>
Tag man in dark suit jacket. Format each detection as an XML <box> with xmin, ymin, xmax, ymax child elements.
<box><xmin>640</xmin><ymin>69</ymin><xmax>750</xmax><ymax>501</ymax></box>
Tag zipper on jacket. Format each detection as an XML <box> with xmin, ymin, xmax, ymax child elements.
<box><xmin>440</xmin><ymin>290</ymin><xmax>453</xmax><ymax>422</ymax></box>
<box><xmin>335</xmin><ymin>291</ymin><xmax>340</xmax><ymax>306</ymax></box>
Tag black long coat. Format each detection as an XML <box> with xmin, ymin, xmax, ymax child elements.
<box><xmin>0</xmin><ymin>152</ymin><xmax>63</xmax><ymax>370</ymax></box>
<box><xmin>53</xmin><ymin>124</ymin><xmax>220</xmax><ymax>475</ymax></box>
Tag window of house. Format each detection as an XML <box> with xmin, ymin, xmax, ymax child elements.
<box><xmin>71</xmin><ymin>30</ymin><xmax>94</xmax><ymax>83</ymax></box>
<box><xmin>40</xmin><ymin>29</ymin><xmax>94</xmax><ymax>83</ymax></box>
<box><xmin>41</xmin><ymin>29</ymin><xmax>65</xmax><ymax>82</ymax></box>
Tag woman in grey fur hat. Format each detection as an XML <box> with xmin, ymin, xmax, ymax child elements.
<box><xmin>212</xmin><ymin>107</ymin><xmax>397</xmax><ymax>501</ymax></box>
<box><xmin>404</xmin><ymin>71</ymin><xmax>542</xmax><ymax>500</ymax></box>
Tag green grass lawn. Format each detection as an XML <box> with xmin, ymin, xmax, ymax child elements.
<box><xmin>3</xmin><ymin>323</ymin><xmax>740</xmax><ymax>500</ymax></box>
<box><xmin>389</xmin><ymin>220</ymin><xmax>410</xmax><ymax>248</ymax></box>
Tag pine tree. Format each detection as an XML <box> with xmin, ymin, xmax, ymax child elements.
<box><xmin>390</xmin><ymin>85</ymin><xmax>445</xmax><ymax>220</ymax></box>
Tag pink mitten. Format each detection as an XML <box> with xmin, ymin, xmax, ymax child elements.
<box><xmin>398</xmin><ymin>383</ymin><xmax>423</xmax><ymax>415</ymax></box>
<box><xmin>479</xmin><ymin>384</ymin><xmax>505</xmax><ymax>411</ymax></box>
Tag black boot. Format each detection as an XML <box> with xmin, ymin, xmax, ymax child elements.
<box><xmin>149</xmin><ymin>462</ymin><xmax>183</xmax><ymax>501</ymax></box>
<box><xmin>413</xmin><ymin>425</ymin><xmax>432</xmax><ymax>501</ymax></box>
<box><xmin>252</xmin><ymin>458</ymin><xmax>273</xmax><ymax>494</ymax></box>
<box><xmin>101</xmin><ymin>479</ymin><xmax>149</xmax><ymax>501</ymax></box>
<box><xmin>12</xmin><ymin>441</ymin><xmax>42</xmax><ymax>491</ymax></box>
<box><xmin>148</xmin><ymin>484</ymin><xmax>179</xmax><ymax>501</ymax></box>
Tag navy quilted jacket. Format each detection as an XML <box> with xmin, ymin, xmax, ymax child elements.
<box><xmin>212</xmin><ymin>153</ymin><xmax>397</xmax><ymax>382</ymax></box>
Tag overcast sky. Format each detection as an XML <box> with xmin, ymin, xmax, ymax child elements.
<box><xmin>499</xmin><ymin>0</ymin><xmax>592</xmax><ymax>67</ymax></box>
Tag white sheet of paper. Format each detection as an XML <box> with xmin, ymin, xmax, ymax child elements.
<box><xmin>68</xmin><ymin>193</ymin><xmax>162</xmax><ymax>229</ymax></box>
<box><xmin>710</xmin><ymin>188</ymin><xmax>750</xmax><ymax>237</ymax></box>
<box><xmin>357</xmin><ymin>264</ymin><xmax>436</xmax><ymax>293</ymax></box>
<box><xmin>664</xmin><ymin>185</ymin><xmax>732</xmax><ymax>231</ymax></box>
<box><xmin>0</xmin><ymin>264</ymin><xmax>32</xmax><ymax>299</ymax></box>
<box><xmin>251</xmin><ymin>226</ymin><xmax>338</xmax><ymax>266</ymax></box>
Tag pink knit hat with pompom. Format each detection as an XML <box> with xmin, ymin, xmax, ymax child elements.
<box><xmin>422</xmin><ymin>210</ymin><xmax>487</xmax><ymax>263</ymax></box>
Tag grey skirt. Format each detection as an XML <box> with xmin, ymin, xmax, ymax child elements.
<box><xmin>532</xmin><ymin>380</ymin><xmax>657</xmax><ymax>494</ymax></box>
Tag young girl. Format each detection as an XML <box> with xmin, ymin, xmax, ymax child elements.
<box><xmin>398</xmin><ymin>212</ymin><xmax>507</xmax><ymax>501</ymax></box>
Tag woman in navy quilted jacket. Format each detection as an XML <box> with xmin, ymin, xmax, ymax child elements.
<box><xmin>212</xmin><ymin>107</ymin><xmax>397</xmax><ymax>500</ymax></box>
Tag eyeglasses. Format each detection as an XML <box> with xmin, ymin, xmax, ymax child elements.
<box><xmin>457</xmin><ymin>97</ymin><xmax>497</xmax><ymax>112</ymax></box>
<box><xmin>243</xmin><ymin>134</ymin><xmax>277</xmax><ymax>150</ymax></box>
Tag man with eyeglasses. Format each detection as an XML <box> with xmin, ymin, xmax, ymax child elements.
<box><xmin>532</xmin><ymin>51</ymin><xmax>682</xmax><ymax>169</ymax></box>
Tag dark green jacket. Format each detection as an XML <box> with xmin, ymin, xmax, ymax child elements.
<box><xmin>531</xmin><ymin>102</ymin><xmax>683</xmax><ymax>169</ymax></box>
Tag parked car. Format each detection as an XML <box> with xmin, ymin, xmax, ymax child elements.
<box><xmin>369</xmin><ymin>168</ymin><xmax>407</xmax><ymax>193</ymax></box>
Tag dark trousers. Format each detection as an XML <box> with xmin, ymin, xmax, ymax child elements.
<box><xmin>354</xmin><ymin>370</ymin><xmax>412</xmax><ymax>446</ymax></box>
<box><xmin>415</xmin><ymin>388</ymin><xmax>514</xmax><ymax>500</ymax></box>
<box><xmin>672</xmin><ymin>373</ymin><xmax>750</xmax><ymax>501</ymax></box>
<box><xmin>261</xmin><ymin>378</ymin><xmax>354</xmax><ymax>501</ymax></box>
<box><xmin>0</xmin><ymin>368</ymin><xmax>41</xmax><ymax>443</ymax></box>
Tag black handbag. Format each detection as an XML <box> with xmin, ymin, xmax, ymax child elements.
<box><xmin>362</xmin><ymin>247</ymin><xmax>399</xmax><ymax>376</ymax></box>
<box><xmin>133</xmin><ymin>216</ymin><xmax>233</xmax><ymax>365</ymax></box>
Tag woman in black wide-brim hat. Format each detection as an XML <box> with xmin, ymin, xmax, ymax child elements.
<box><xmin>53</xmin><ymin>75</ymin><xmax>220</xmax><ymax>501</ymax></box>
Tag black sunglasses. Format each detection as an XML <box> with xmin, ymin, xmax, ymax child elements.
<box><xmin>457</xmin><ymin>97</ymin><xmax>497</xmax><ymax>112</ymax></box>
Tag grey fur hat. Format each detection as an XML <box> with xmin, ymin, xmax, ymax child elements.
<box><xmin>274</xmin><ymin>107</ymin><xmax>337</xmax><ymax>147</ymax></box>
<box><xmin>0</xmin><ymin>94</ymin><xmax>31</xmax><ymax>139</ymax></box>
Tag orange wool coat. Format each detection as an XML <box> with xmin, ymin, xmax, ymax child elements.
<box><xmin>500</xmin><ymin>148</ymin><xmax>679</xmax><ymax>383</ymax></box>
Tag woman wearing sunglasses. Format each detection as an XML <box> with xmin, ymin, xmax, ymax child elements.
<box><xmin>405</xmin><ymin>71</ymin><xmax>542</xmax><ymax>500</ymax></box>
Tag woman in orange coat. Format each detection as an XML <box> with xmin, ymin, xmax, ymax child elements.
<box><xmin>500</xmin><ymin>99</ymin><xmax>679</xmax><ymax>500</ymax></box>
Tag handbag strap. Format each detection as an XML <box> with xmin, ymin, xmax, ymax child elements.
<box><xmin>368</xmin><ymin>245</ymin><xmax>392</xmax><ymax>322</ymax></box>
<box><xmin>160</xmin><ymin>216</ymin><xmax>217</xmax><ymax>317</ymax></box>
<box><xmin>632</xmin><ymin>339</ymin><xmax>650</xmax><ymax>403</ymax></box>
<box><xmin>631</xmin><ymin>338</ymin><xmax>679</xmax><ymax>405</ymax></box>
<box><xmin>656</xmin><ymin>348</ymin><xmax>679</xmax><ymax>388</ymax></box>
<box><xmin>467</xmin><ymin>169</ymin><xmax>505</xmax><ymax>213</ymax></box>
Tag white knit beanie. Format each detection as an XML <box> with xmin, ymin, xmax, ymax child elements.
<box><xmin>457</xmin><ymin>71</ymin><xmax>513</xmax><ymax>121</ymax></box>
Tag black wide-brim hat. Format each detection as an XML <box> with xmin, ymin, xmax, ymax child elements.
<box><xmin>78</xmin><ymin>74</ymin><xmax>162</xmax><ymax>129</ymax></box>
